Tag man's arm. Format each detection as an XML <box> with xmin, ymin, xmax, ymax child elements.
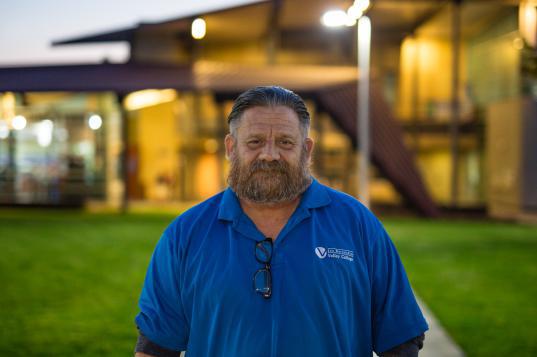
<box><xmin>134</xmin><ymin>331</ymin><xmax>182</xmax><ymax>357</ymax></box>
<box><xmin>134</xmin><ymin>228</ymin><xmax>189</xmax><ymax>354</ymax></box>
<box><xmin>379</xmin><ymin>333</ymin><xmax>425</xmax><ymax>357</ymax></box>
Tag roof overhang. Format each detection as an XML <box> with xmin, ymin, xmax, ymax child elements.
<box><xmin>0</xmin><ymin>61</ymin><xmax>357</xmax><ymax>94</ymax></box>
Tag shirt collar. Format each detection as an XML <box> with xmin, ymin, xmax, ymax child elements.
<box><xmin>217</xmin><ymin>177</ymin><xmax>331</xmax><ymax>222</ymax></box>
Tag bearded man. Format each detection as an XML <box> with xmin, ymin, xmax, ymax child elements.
<box><xmin>134</xmin><ymin>86</ymin><xmax>428</xmax><ymax>357</ymax></box>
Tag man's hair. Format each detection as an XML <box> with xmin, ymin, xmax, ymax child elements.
<box><xmin>227</xmin><ymin>86</ymin><xmax>310</xmax><ymax>138</ymax></box>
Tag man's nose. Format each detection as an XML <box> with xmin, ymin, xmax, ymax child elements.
<box><xmin>259</xmin><ymin>141</ymin><xmax>280</xmax><ymax>161</ymax></box>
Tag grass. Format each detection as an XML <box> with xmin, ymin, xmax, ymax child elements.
<box><xmin>0</xmin><ymin>210</ymin><xmax>536</xmax><ymax>356</ymax></box>
<box><xmin>0</xmin><ymin>210</ymin><xmax>174</xmax><ymax>356</ymax></box>
<box><xmin>385</xmin><ymin>219</ymin><xmax>537</xmax><ymax>356</ymax></box>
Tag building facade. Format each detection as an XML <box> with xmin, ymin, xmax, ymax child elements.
<box><xmin>1</xmin><ymin>0</ymin><xmax>536</xmax><ymax>219</ymax></box>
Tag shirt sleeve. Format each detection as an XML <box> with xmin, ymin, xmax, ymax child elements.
<box><xmin>369</xmin><ymin>219</ymin><xmax>428</xmax><ymax>354</ymax></box>
<box><xmin>135</xmin><ymin>227</ymin><xmax>189</xmax><ymax>351</ymax></box>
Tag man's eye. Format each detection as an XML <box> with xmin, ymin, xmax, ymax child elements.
<box><xmin>247</xmin><ymin>140</ymin><xmax>261</xmax><ymax>146</ymax></box>
<box><xmin>280</xmin><ymin>140</ymin><xmax>294</xmax><ymax>146</ymax></box>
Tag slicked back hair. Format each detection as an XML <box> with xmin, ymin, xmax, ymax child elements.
<box><xmin>227</xmin><ymin>86</ymin><xmax>310</xmax><ymax>138</ymax></box>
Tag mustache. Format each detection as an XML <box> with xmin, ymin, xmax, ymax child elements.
<box><xmin>247</xmin><ymin>159</ymin><xmax>290</xmax><ymax>175</ymax></box>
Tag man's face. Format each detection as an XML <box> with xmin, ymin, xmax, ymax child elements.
<box><xmin>225</xmin><ymin>105</ymin><xmax>314</xmax><ymax>204</ymax></box>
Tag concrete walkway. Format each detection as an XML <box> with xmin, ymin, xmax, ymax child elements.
<box><xmin>373</xmin><ymin>297</ymin><xmax>465</xmax><ymax>357</ymax></box>
<box><xmin>416</xmin><ymin>297</ymin><xmax>465</xmax><ymax>357</ymax></box>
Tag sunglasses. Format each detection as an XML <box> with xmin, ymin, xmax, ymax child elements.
<box><xmin>253</xmin><ymin>237</ymin><xmax>273</xmax><ymax>299</ymax></box>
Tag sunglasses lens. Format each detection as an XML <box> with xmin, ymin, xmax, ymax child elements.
<box><xmin>253</xmin><ymin>268</ymin><xmax>271</xmax><ymax>297</ymax></box>
<box><xmin>255</xmin><ymin>240</ymin><xmax>272</xmax><ymax>263</ymax></box>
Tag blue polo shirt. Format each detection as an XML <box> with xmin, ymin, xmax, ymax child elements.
<box><xmin>135</xmin><ymin>179</ymin><xmax>428</xmax><ymax>356</ymax></box>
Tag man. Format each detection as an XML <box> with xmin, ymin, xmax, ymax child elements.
<box><xmin>135</xmin><ymin>86</ymin><xmax>428</xmax><ymax>357</ymax></box>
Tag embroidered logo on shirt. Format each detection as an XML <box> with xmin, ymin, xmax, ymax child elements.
<box><xmin>315</xmin><ymin>247</ymin><xmax>328</xmax><ymax>259</ymax></box>
<box><xmin>315</xmin><ymin>246</ymin><xmax>354</xmax><ymax>262</ymax></box>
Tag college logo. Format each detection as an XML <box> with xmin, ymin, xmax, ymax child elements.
<box><xmin>315</xmin><ymin>247</ymin><xmax>328</xmax><ymax>259</ymax></box>
<box><xmin>315</xmin><ymin>246</ymin><xmax>354</xmax><ymax>262</ymax></box>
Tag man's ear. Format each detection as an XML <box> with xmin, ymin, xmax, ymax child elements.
<box><xmin>305</xmin><ymin>137</ymin><xmax>314</xmax><ymax>160</ymax></box>
<box><xmin>225</xmin><ymin>134</ymin><xmax>235</xmax><ymax>160</ymax></box>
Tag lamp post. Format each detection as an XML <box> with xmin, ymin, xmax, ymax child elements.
<box><xmin>322</xmin><ymin>0</ymin><xmax>371</xmax><ymax>206</ymax></box>
<box><xmin>357</xmin><ymin>15</ymin><xmax>371</xmax><ymax>207</ymax></box>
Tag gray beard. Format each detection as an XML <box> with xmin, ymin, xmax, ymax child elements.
<box><xmin>227</xmin><ymin>149</ymin><xmax>312</xmax><ymax>204</ymax></box>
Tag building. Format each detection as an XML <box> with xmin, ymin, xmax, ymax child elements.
<box><xmin>1</xmin><ymin>0</ymin><xmax>536</xmax><ymax>220</ymax></box>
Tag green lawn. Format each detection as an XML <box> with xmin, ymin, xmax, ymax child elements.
<box><xmin>0</xmin><ymin>210</ymin><xmax>536</xmax><ymax>356</ymax></box>
<box><xmin>0</xmin><ymin>210</ymin><xmax>173</xmax><ymax>356</ymax></box>
<box><xmin>385</xmin><ymin>218</ymin><xmax>537</xmax><ymax>356</ymax></box>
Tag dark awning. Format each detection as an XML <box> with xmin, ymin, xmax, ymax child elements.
<box><xmin>0</xmin><ymin>62</ymin><xmax>357</xmax><ymax>93</ymax></box>
<box><xmin>0</xmin><ymin>63</ymin><xmax>194</xmax><ymax>93</ymax></box>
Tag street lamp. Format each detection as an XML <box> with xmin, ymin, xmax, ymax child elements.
<box><xmin>520</xmin><ymin>0</ymin><xmax>537</xmax><ymax>48</ymax></box>
<box><xmin>322</xmin><ymin>0</ymin><xmax>372</xmax><ymax>207</ymax></box>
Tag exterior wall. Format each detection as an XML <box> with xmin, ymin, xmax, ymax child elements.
<box><xmin>134</xmin><ymin>101</ymin><xmax>179</xmax><ymax>201</ymax></box>
<box><xmin>521</xmin><ymin>98</ymin><xmax>537</xmax><ymax>212</ymax></box>
<box><xmin>486</xmin><ymin>97</ymin><xmax>523</xmax><ymax>218</ymax></box>
<box><xmin>132</xmin><ymin>32</ymin><xmax>192</xmax><ymax>64</ymax></box>
<box><xmin>487</xmin><ymin>96</ymin><xmax>537</xmax><ymax>219</ymax></box>
<box><xmin>199</xmin><ymin>41</ymin><xmax>268</xmax><ymax>65</ymax></box>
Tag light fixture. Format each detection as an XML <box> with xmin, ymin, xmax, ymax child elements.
<box><xmin>191</xmin><ymin>18</ymin><xmax>206</xmax><ymax>40</ymax></box>
<box><xmin>519</xmin><ymin>0</ymin><xmax>537</xmax><ymax>48</ymax></box>
<box><xmin>321</xmin><ymin>10</ymin><xmax>350</xmax><ymax>28</ymax></box>
<box><xmin>12</xmin><ymin>115</ymin><xmax>27</xmax><ymax>130</ymax></box>
<box><xmin>348</xmin><ymin>0</ymin><xmax>371</xmax><ymax>21</ymax></box>
<box><xmin>321</xmin><ymin>2</ymin><xmax>372</xmax><ymax>207</ymax></box>
<box><xmin>88</xmin><ymin>114</ymin><xmax>103</xmax><ymax>130</ymax></box>
<box><xmin>354</xmin><ymin>0</ymin><xmax>371</xmax><ymax>13</ymax></box>
<box><xmin>124</xmin><ymin>89</ymin><xmax>177</xmax><ymax>111</ymax></box>
<box><xmin>36</xmin><ymin>119</ymin><xmax>54</xmax><ymax>147</ymax></box>
<box><xmin>347</xmin><ymin>5</ymin><xmax>363</xmax><ymax>22</ymax></box>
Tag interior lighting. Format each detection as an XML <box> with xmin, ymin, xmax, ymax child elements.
<box><xmin>191</xmin><ymin>18</ymin><xmax>206</xmax><ymax>40</ymax></box>
<box><xmin>12</xmin><ymin>115</ymin><xmax>27</xmax><ymax>130</ymax></box>
<box><xmin>513</xmin><ymin>37</ymin><xmax>524</xmax><ymax>50</ymax></box>
<box><xmin>36</xmin><ymin>119</ymin><xmax>54</xmax><ymax>147</ymax></box>
<box><xmin>0</xmin><ymin>120</ymin><xmax>9</xmax><ymax>139</ymax></box>
<box><xmin>321</xmin><ymin>10</ymin><xmax>350</xmax><ymax>28</ymax></box>
<box><xmin>88</xmin><ymin>114</ymin><xmax>103</xmax><ymax>130</ymax></box>
<box><xmin>1</xmin><ymin>92</ymin><xmax>16</xmax><ymax>119</ymax></box>
<box><xmin>124</xmin><ymin>89</ymin><xmax>177</xmax><ymax>111</ymax></box>
<box><xmin>520</xmin><ymin>1</ymin><xmax>537</xmax><ymax>48</ymax></box>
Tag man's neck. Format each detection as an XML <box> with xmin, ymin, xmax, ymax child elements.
<box><xmin>239</xmin><ymin>196</ymin><xmax>302</xmax><ymax>239</ymax></box>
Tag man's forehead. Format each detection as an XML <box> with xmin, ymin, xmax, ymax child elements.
<box><xmin>239</xmin><ymin>106</ymin><xmax>301</xmax><ymax>132</ymax></box>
